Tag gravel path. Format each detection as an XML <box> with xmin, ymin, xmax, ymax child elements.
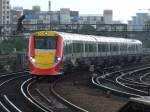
<box><xmin>55</xmin><ymin>71</ymin><xmax>127</xmax><ymax>112</ymax></box>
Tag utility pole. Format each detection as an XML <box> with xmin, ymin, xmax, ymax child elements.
<box><xmin>48</xmin><ymin>0</ymin><xmax>51</xmax><ymax>30</ymax></box>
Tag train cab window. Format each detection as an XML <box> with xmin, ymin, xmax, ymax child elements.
<box><xmin>47</xmin><ymin>37</ymin><xmax>57</xmax><ymax>49</ymax></box>
<box><xmin>35</xmin><ymin>37</ymin><xmax>57</xmax><ymax>49</ymax></box>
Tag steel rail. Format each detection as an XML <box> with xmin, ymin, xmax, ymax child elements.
<box><xmin>0</xmin><ymin>72</ymin><xmax>28</xmax><ymax>112</ymax></box>
<box><xmin>0</xmin><ymin>71</ymin><xmax>28</xmax><ymax>79</ymax></box>
<box><xmin>21</xmin><ymin>78</ymin><xmax>50</xmax><ymax>112</ymax></box>
<box><xmin>93</xmin><ymin>65</ymin><xmax>150</xmax><ymax>97</ymax></box>
<box><xmin>51</xmin><ymin>79</ymin><xmax>89</xmax><ymax>112</ymax></box>
<box><xmin>92</xmin><ymin>74</ymin><xmax>142</xmax><ymax>97</ymax></box>
<box><xmin>0</xmin><ymin>101</ymin><xmax>11</xmax><ymax>112</ymax></box>
<box><xmin>116</xmin><ymin>67</ymin><xmax>150</xmax><ymax>94</ymax></box>
<box><xmin>26</xmin><ymin>78</ymin><xmax>54</xmax><ymax>112</ymax></box>
<box><xmin>140</xmin><ymin>71</ymin><xmax>150</xmax><ymax>84</ymax></box>
<box><xmin>35</xmin><ymin>89</ymin><xmax>53</xmax><ymax>106</ymax></box>
<box><xmin>3</xmin><ymin>95</ymin><xmax>22</xmax><ymax>112</ymax></box>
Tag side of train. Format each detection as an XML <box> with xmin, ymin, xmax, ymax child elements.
<box><xmin>28</xmin><ymin>31</ymin><xmax>142</xmax><ymax>76</ymax></box>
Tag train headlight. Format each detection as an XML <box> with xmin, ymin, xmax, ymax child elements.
<box><xmin>30</xmin><ymin>57</ymin><xmax>36</xmax><ymax>63</ymax></box>
<box><xmin>32</xmin><ymin>58</ymin><xmax>36</xmax><ymax>63</ymax></box>
<box><xmin>55</xmin><ymin>57</ymin><xmax>61</xmax><ymax>63</ymax></box>
<box><xmin>57</xmin><ymin>57</ymin><xmax>61</xmax><ymax>61</ymax></box>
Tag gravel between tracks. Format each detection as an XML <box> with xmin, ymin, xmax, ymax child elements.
<box><xmin>55</xmin><ymin>71</ymin><xmax>127</xmax><ymax>112</ymax></box>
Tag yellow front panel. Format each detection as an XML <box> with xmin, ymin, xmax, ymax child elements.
<box><xmin>35</xmin><ymin>50</ymin><xmax>55</xmax><ymax>69</ymax></box>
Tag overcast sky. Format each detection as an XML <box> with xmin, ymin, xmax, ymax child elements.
<box><xmin>10</xmin><ymin>0</ymin><xmax>150</xmax><ymax>23</ymax></box>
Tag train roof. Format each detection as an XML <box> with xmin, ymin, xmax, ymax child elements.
<box><xmin>59</xmin><ymin>32</ymin><xmax>142</xmax><ymax>44</ymax></box>
<box><xmin>32</xmin><ymin>31</ymin><xmax>142</xmax><ymax>45</ymax></box>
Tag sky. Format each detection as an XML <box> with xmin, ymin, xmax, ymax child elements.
<box><xmin>10</xmin><ymin>0</ymin><xmax>150</xmax><ymax>23</ymax></box>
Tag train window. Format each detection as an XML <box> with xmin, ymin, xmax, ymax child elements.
<box><xmin>101</xmin><ymin>43</ymin><xmax>105</xmax><ymax>52</ymax></box>
<box><xmin>72</xmin><ymin>42</ymin><xmax>83</xmax><ymax>53</ymax></box>
<box><xmin>35</xmin><ymin>37</ymin><xmax>57</xmax><ymax>49</ymax></box>
<box><xmin>63</xmin><ymin>43</ymin><xmax>67</xmax><ymax>54</ymax></box>
<box><xmin>89</xmin><ymin>44</ymin><xmax>93</xmax><ymax>52</ymax></box>
<box><xmin>35</xmin><ymin>38</ymin><xmax>46</xmax><ymax>49</ymax></box>
<box><xmin>85</xmin><ymin>43</ymin><xmax>89</xmax><ymax>52</ymax></box>
<box><xmin>73</xmin><ymin>43</ymin><xmax>75</xmax><ymax>52</ymax></box>
<box><xmin>113</xmin><ymin>44</ymin><xmax>118</xmax><ymax>51</ymax></box>
<box><xmin>47</xmin><ymin>37</ymin><xmax>57</xmax><ymax>49</ymax></box>
<box><xmin>98</xmin><ymin>43</ymin><xmax>101</xmax><ymax>52</ymax></box>
<box><xmin>104</xmin><ymin>43</ymin><xmax>108</xmax><ymax>52</ymax></box>
<box><xmin>76</xmin><ymin>42</ymin><xmax>83</xmax><ymax>53</ymax></box>
<box><xmin>136</xmin><ymin>44</ymin><xmax>139</xmax><ymax>51</ymax></box>
<box><xmin>67</xmin><ymin>43</ymin><xmax>72</xmax><ymax>54</ymax></box>
<box><xmin>92</xmin><ymin>43</ymin><xmax>96</xmax><ymax>52</ymax></box>
<box><xmin>128</xmin><ymin>44</ymin><xmax>135</xmax><ymax>52</ymax></box>
<box><xmin>128</xmin><ymin>45</ymin><xmax>131</xmax><ymax>51</ymax></box>
<box><xmin>120</xmin><ymin>44</ymin><xmax>127</xmax><ymax>51</ymax></box>
<box><xmin>109</xmin><ymin>44</ymin><xmax>112</xmax><ymax>51</ymax></box>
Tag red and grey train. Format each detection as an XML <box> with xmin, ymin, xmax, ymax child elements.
<box><xmin>28</xmin><ymin>31</ymin><xmax>142</xmax><ymax>76</ymax></box>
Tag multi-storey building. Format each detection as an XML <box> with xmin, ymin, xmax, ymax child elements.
<box><xmin>32</xmin><ymin>5</ymin><xmax>41</xmax><ymax>12</ymax></box>
<box><xmin>128</xmin><ymin>12</ymin><xmax>149</xmax><ymax>31</ymax></box>
<box><xmin>50</xmin><ymin>11</ymin><xmax>60</xmax><ymax>24</ymax></box>
<box><xmin>79</xmin><ymin>14</ymin><xmax>103</xmax><ymax>24</ymax></box>
<box><xmin>60</xmin><ymin>8</ymin><xmax>71</xmax><ymax>24</ymax></box>
<box><xmin>10</xmin><ymin>7</ymin><xmax>23</xmax><ymax>24</ymax></box>
<box><xmin>0</xmin><ymin>0</ymin><xmax>11</xmax><ymax>34</ymax></box>
<box><xmin>103</xmin><ymin>10</ymin><xmax>113</xmax><ymax>24</ymax></box>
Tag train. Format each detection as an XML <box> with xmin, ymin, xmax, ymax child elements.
<box><xmin>28</xmin><ymin>31</ymin><xmax>142</xmax><ymax>76</ymax></box>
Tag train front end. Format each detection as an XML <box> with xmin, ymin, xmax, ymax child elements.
<box><xmin>28</xmin><ymin>31</ymin><xmax>63</xmax><ymax>76</ymax></box>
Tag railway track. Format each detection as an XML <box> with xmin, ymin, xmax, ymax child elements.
<box><xmin>0</xmin><ymin>72</ymin><xmax>46</xmax><ymax>112</ymax></box>
<box><xmin>27</xmin><ymin>76</ymin><xmax>88</xmax><ymax>112</ymax></box>
<box><xmin>0</xmin><ymin>71</ymin><xmax>88</xmax><ymax>112</ymax></box>
<box><xmin>92</xmin><ymin>64</ymin><xmax>150</xmax><ymax>98</ymax></box>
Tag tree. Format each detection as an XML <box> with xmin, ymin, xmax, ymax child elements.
<box><xmin>0</xmin><ymin>37</ymin><xmax>27</xmax><ymax>53</ymax></box>
<box><xmin>78</xmin><ymin>25</ymin><xmax>96</xmax><ymax>35</ymax></box>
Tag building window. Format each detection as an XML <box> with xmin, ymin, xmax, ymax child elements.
<box><xmin>7</xmin><ymin>16</ymin><xmax>9</xmax><ymax>19</ymax></box>
<box><xmin>3</xmin><ymin>1</ymin><xmax>5</xmax><ymax>4</ymax></box>
<box><xmin>7</xmin><ymin>1</ymin><xmax>9</xmax><ymax>4</ymax></box>
<box><xmin>3</xmin><ymin>6</ymin><xmax>5</xmax><ymax>9</ymax></box>
<box><xmin>7</xmin><ymin>6</ymin><xmax>9</xmax><ymax>9</ymax></box>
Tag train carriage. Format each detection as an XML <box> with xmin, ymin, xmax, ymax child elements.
<box><xmin>28</xmin><ymin>31</ymin><xmax>142</xmax><ymax>76</ymax></box>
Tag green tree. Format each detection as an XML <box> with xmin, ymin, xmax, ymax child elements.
<box><xmin>0</xmin><ymin>37</ymin><xmax>27</xmax><ymax>53</ymax></box>
<box><xmin>78</xmin><ymin>25</ymin><xmax>96</xmax><ymax>35</ymax></box>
